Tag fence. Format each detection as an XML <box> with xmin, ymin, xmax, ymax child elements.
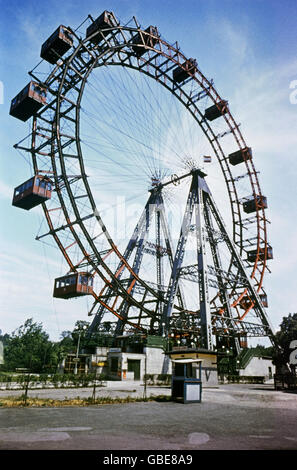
<box><xmin>0</xmin><ymin>372</ymin><xmax>107</xmax><ymax>391</ymax></box>
<box><xmin>144</xmin><ymin>374</ymin><xmax>171</xmax><ymax>385</ymax></box>
<box><xmin>274</xmin><ymin>373</ymin><xmax>297</xmax><ymax>390</ymax></box>
<box><xmin>220</xmin><ymin>375</ymin><xmax>265</xmax><ymax>384</ymax></box>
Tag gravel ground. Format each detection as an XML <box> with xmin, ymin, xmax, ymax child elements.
<box><xmin>0</xmin><ymin>380</ymin><xmax>171</xmax><ymax>401</ymax></box>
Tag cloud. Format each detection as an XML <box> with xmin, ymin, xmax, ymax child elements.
<box><xmin>0</xmin><ymin>240</ymin><xmax>89</xmax><ymax>340</ymax></box>
<box><xmin>0</xmin><ymin>180</ymin><xmax>13</xmax><ymax>200</ymax></box>
<box><xmin>202</xmin><ymin>19</ymin><xmax>297</xmax><ymax>331</ymax></box>
<box><xmin>216</xmin><ymin>18</ymin><xmax>250</xmax><ymax>65</ymax></box>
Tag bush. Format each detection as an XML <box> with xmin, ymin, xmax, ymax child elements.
<box><xmin>38</xmin><ymin>373</ymin><xmax>49</xmax><ymax>385</ymax></box>
<box><xmin>0</xmin><ymin>373</ymin><xmax>13</xmax><ymax>384</ymax></box>
<box><xmin>226</xmin><ymin>375</ymin><xmax>265</xmax><ymax>384</ymax></box>
<box><xmin>156</xmin><ymin>374</ymin><xmax>171</xmax><ymax>385</ymax></box>
<box><xmin>143</xmin><ymin>374</ymin><xmax>171</xmax><ymax>385</ymax></box>
<box><xmin>144</xmin><ymin>374</ymin><xmax>155</xmax><ymax>384</ymax></box>
<box><xmin>0</xmin><ymin>371</ymin><xmax>108</xmax><ymax>391</ymax></box>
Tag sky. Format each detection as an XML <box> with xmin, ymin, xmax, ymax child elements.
<box><xmin>0</xmin><ymin>0</ymin><xmax>297</xmax><ymax>342</ymax></box>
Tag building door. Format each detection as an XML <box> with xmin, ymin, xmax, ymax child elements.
<box><xmin>127</xmin><ymin>359</ymin><xmax>141</xmax><ymax>380</ymax></box>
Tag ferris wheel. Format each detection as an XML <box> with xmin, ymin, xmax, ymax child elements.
<box><xmin>10</xmin><ymin>10</ymin><xmax>276</xmax><ymax>351</ymax></box>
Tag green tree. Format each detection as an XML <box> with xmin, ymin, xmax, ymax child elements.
<box><xmin>59</xmin><ymin>330</ymin><xmax>75</xmax><ymax>352</ymax></box>
<box><xmin>274</xmin><ymin>313</ymin><xmax>297</xmax><ymax>367</ymax></box>
<box><xmin>72</xmin><ymin>320</ymin><xmax>90</xmax><ymax>352</ymax></box>
<box><xmin>0</xmin><ymin>332</ymin><xmax>10</xmax><ymax>346</ymax></box>
<box><xmin>3</xmin><ymin>318</ymin><xmax>59</xmax><ymax>373</ymax></box>
<box><xmin>254</xmin><ymin>344</ymin><xmax>274</xmax><ymax>357</ymax></box>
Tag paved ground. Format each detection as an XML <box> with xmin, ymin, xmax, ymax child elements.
<box><xmin>0</xmin><ymin>379</ymin><xmax>170</xmax><ymax>401</ymax></box>
<box><xmin>0</xmin><ymin>381</ymin><xmax>296</xmax><ymax>451</ymax></box>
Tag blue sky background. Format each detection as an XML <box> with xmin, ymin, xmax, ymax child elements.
<box><xmin>0</xmin><ymin>0</ymin><xmax>297</xmax><ymax>342</ymax></box>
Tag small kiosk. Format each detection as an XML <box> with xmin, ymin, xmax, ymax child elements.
<box><xmin>171</xmin><ymin>358</ymin><xmax>202</xmax><ymax>403</ymax></box>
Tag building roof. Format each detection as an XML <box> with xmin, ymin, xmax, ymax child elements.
<box><xmin>166</xmin><ymin>347</ymin><xmax>217</xmax><ymax>355</ymax></box>
<box><xmin>171</xmin><ymin>358</ymin><xmax>202</xmax><ymax>363</ymax></box>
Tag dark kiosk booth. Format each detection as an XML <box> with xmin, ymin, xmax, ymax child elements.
<box><xmin>171</xmin><ymin>358</ymin><xmax>202</xmax><ymax>403</ymax></box>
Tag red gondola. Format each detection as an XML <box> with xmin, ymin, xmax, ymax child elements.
<box><xmin>131</xmin><ymin>26</ymin><xmax>159</xmax><ymax>57</ymax></box>
<box><xmin>172</xmin><ymin>58</ymin><xmax>197</xmax><ymax>83</ymax></box>
<box><xmin>12</xmin><ymin>175</ymin><xmax>52</xmax><ymax>210</ymax></box>
<box><xmin>10</xmin><ymin>81</ymin><xmax>47</xmax><ymax>122</ymax></box>
<box><xmin>86</xmin><ymin>11</ymin><xmax>117</xmax><ymax>44</ymax></box>
<box><xmin>240</xmin><ymin>293</ymin><xmax>268</xmax><ymax>309</ymax></box>
<box><xmin>239</xmin><ymin>334</ymin><xmax>248</xmax><ymax>349</ymax></box>
<box><xmin>247</xmin><ymin>245</ymin><xmax>273</xmax><ymax>263</ymax></box>
<box><xmin>53</xmin><ymin>272</ymin><xmax>94</xmax><ymax>299</ymax></box>
<box><xmin>229</xmin><ymin>147</ymin><xmax>252</xmax><ymax>166</ymax></box>
<box><xmin>243</xmin><ymin>195</ymin><xmax>267</xmax><ymax>214</ymax></box>
<box><xmin>260</xmin><ymin>294</ymin><xmax>268</xmax><ymax>307</ymax></box>
<box><xmin>41</xmin><ymin>25</ymin><xmax>73</xmax><ymax>64</ymax></box>
<box><xmin>204</xmin><ymin>100</ymin><xmax>228</xmax><ymax>121</ymax></box>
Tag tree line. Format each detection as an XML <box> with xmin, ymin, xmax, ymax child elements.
<box><xmin>0</xmin><ymin>313</ymin><xmax>296</xmax><ymax>373</ymax></box>
<box><xmin>0</xmin><ymin>318</ymin><xmax>103</xmax><ymax>373</ymax></box>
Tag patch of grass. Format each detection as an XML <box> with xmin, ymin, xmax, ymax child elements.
<box><xmin>152</xmin><ymin>395</ymin><xmax>172</xmax><ymax>402</ymax></box>
<box><xmin>0</xmin><ymin>394</ymin><xmax>172</xmax><ymax>408</ymax></box>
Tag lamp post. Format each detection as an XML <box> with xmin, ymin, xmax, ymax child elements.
<box><xmin>74</xmin><ymin>327</ymin><xmax>86</xmax><ymax>375</ymax></box>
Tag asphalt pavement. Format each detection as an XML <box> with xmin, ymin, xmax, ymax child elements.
<box><xmin>0</xmin><ymin>381</ymin><xmax>296</xmax><ymax>452</ymax></box>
